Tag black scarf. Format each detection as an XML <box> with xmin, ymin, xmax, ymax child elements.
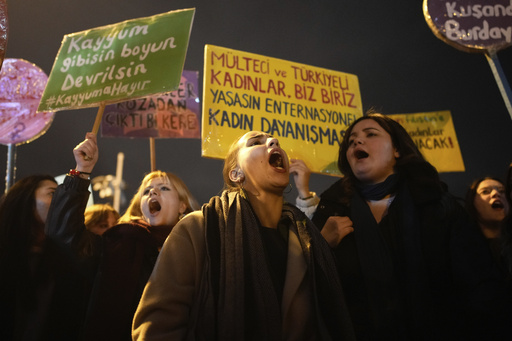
<box><xmin>190</xmin><ymin>190</ymin><xmax>355</xmax><ymax>340</ymax></box>
<box><xmin>350</xmin><ymin>182</ymin><xmax>429</xmax><ymax>338</ymax></box>
<box><xmin>355</xmin><ymin>174</ymin><xmax>398</xmax><ymax>201</ymax></box>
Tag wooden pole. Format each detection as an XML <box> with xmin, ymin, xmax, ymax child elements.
<box><xmin>149</xmin><ymin>137</ymin><xmax>156</xmax><ymax>172</ymax></box>
<box><xmin>113</xmin><ymin>152</ymin><xmax>124</xmax><ymax>212</ymax></box>
<box><xmin>92</xmin><ymin>102</ymin><xmax>106</xmax><ymax>134</ymax></box>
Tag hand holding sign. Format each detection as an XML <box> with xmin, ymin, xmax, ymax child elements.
<box><xmin>73</xmin><ymin>132</ymin><xmax>98</xmax><ymax>173</ymax></box>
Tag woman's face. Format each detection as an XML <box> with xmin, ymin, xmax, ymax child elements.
<box><xmin>87</xmin><ymin>211</ymin><xmax>118</xmax><ymax>236</ymax></box>
<box><xmin>234</xmin><ymin>131</ymin><xmax>289</xmax><ymax>194</ymax></box>
<box><xmin>140</xmin><ymin>176</ymin><xmax>186</xmax><ymax>227</ymax></box>
<box><xmin>346</xmin><ymin>119</ymin><xmax>400</xmax><ymax>184</ymax></box>
<box><xmin>474</xmin><ymin>179</ymin><xmax>509</xmax><ymax>225</ymax></box>
<box><xmin>34</xmin><ymin>179</ymin><xmax>57</xmax><ymax>223</ymax></box>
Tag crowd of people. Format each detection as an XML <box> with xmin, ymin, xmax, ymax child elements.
<box><xmin>0</xmin><ymin>111</ymin><xmax>511</xmax><ymax>340</ymax></box>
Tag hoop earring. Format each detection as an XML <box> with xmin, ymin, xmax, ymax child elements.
<box><xmin>284</xmin><ymin>183</ymin><xmax>292</xmax><ymax>194</ymax></box>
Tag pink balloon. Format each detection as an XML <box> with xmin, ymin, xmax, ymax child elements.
<box><xmin>0</xmin><ymin>58</ymin><xmax>54</xmax><ymax>145</ymax></box>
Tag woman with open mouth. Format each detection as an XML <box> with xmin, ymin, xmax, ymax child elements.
<box><xmin>45</xmin><ymin>132</ymin><xmax>199</xmax><ymax>341</ymax></box>
<box><xmin>465</xmin><ymin>177</ymin><xmax>510</xmax><ymax>280</ymax></box>
<box><xmin>292</xmin><ymin>112</ymin><xmax>510</xmax><ymax>340</ymax></box>
<box><xmin>132</xmin><ymin>131</ymin><xmax>355</xmax><ymax>340</ymax></box>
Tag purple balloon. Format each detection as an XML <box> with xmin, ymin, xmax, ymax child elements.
<box><xmin>0</xmin><ymin>58</ymin><xmax>54</xmax><ymax>145</ymax></box>
<box><xmin>424</xmin><ymin>0</ymin><xmax>512</xmax><ymax>53</ymax></box>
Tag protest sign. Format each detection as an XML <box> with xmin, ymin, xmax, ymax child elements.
<box><xmin>38</xmin><ymin>8</ymin><xmax>195</xmax><ymax>113</ymax></box>
<box><xmin>424</xmin><ymin>0</ymin><xmax>512</xmax><ymax>53</ymax></box>
<box><xmin>388</xmin><ymin>111</ymin><xmax>465</xmax><ymax>172</ymax></box>
<box><xmin>201</xmin><ymin>45</ymin><xmax>363</xmax><ymax>175</ymax></box>
<box><xmin>101</xmin><ymin>70</ymin><xmax>200</xmax><ymax>138</ymax></box>
<box><xmin>424</xmin><ymin>0</ymin><xmax>512</xmax><ymax>119</ymax></box>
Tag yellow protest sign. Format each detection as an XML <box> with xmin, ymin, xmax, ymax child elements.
<box><xmin>388</xmin><ymin>111</ymin><xmax>465</xmax><ymax>173</ymax></box>
<box><xmin>201</xmin><ymin>45</ymin><xmax>363</xmax><ymax>175</ymax></box>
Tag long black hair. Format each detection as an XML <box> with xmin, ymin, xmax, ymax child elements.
<box><xmin>0</xmin><ymin>175</ymin><xmax>57</xmax><ymax>273</ymax></box>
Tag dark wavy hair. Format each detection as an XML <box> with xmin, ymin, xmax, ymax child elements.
<box><xmin>0</xmin><ymin>175</ymin><xmax>57</xmax><ymax>275</ymax></box>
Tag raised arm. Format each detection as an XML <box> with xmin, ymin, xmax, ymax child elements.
<box><xmin>45</xmin><ymin>132</ymin><xmax>98</xmax><ymax>248</ymax></box>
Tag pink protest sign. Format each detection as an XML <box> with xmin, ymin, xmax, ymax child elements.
<box><xmin>424</xmin><ymin>0</ymin><xmax>512</xmax><ymax>53</ymax></box>
<box><xmin>0</xmin><ymin>59</ymin><xmax>54</xmax><ymax>145</ymax></box>
<box><xmin>101</xmin><ymin>70</ymin><xmax>200</xmax><ymax>138</ymax></box>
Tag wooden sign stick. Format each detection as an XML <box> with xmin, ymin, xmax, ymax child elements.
<box><xmin>92</xmin><ymin>102</ymin><xmax>106</xmax><ymax>134</ymax></box>
<box><xmin>150</xmin><ymin>137</ymin><xmax>156</xmax><ymax>172</ymax></box>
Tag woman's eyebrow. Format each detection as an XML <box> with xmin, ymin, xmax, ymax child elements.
<box><xmin>362</xmin><ymin>127</ymin><xmax>380</xmax><ymax>132</ymax></box>
<box><xmin>479</xmin><ymin>186</ymin><xmax>505</xmax><ymax>192</ymax></box>
<box><xmin>349</xmin><ymin>127</ymin><xmax>379</xmax><ymax>138</ymax></box>
<box><xmin>247</xmin><ymin>133</ymin><xmax>267</xmax><ymax>142</ymax></box>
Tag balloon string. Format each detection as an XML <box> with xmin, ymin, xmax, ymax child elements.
<box><xmin>485</xmin><ymin>51</ymin><xmax>512</xmax><ymax>120</ymax></box>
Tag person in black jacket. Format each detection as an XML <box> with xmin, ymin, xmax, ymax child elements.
<box><xmin>0</xmin><ymin>173</ymin><xmax>89</xmax><ymax>340</ymax></box>
<box><xmin>293</xmin><ymin>112</ymin><xmax>510</xmax><ymax>340</ymax></box>
<box><xmin>46</xmin><ymin>132</ymin><xmax>199</xmax><ymax>341</ymax></box>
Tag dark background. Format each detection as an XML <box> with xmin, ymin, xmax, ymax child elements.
<box><xmin>2</xmin><ymin>0</ymin><xmax>512</xmax><ymax>212</ymax></box>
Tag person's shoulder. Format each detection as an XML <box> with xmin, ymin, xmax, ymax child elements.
<box><xmin>419</xmin><ymin>189</ymin><xmax>467</xmax><ymax>225</ymax></box>
<box><xmin>161</xmin><ymin>211</ymin><xmax>206</xmax><ymax>253</ymax></box>
<box><xmin>174</xmin><ymin>211</ymin><xmax>204</xmax><ymax>231</ymax></box>
<box><xmin>320</xmin><ymin>178</ymin><xmax>344</xmax><ymax>199</ymax></box>
<box><xmin>168</xmin><ymin>211</ymin><xmax>205</xmax><ymax>239</ymax></box>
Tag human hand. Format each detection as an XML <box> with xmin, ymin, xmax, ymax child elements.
<box><xmin>289</xmin><ymin>158</ymin><xmax>312</xmax><ymax>199</ymax></box>
<box><xmin>321</xmin><ymin>216</ymin><xmax>354</xmax><ymax>248</ymax></box>
<box><xmin>73</xmin><ymin>132</ymin><xmax>98</xmax><ymax>173</ymax></box>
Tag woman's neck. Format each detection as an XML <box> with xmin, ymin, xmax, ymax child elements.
<box><xmin>245</xmin><ymin>190</ymin><xmax>283</xmax><ymax>228</ymax></box>
<box><xmin>478</xmin><ymin>221</ymin><xmax>503</xmax><ymax>239</ymax></box>
<box><xmin>366</xmin><ymin>194</ymin><xmax>395</xmax><ymax>224</ymax></box>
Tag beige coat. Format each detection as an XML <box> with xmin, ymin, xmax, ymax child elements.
<box><xmin>132</xmin><ymin>210</ymin><xmax>321</xmax><ymax>340</ymax></box>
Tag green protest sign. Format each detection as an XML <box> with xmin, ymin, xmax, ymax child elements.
<box><xmin>38</xmin><ymin>8</ymin><xmax>195</xmax><ymax>112</ymax></box>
